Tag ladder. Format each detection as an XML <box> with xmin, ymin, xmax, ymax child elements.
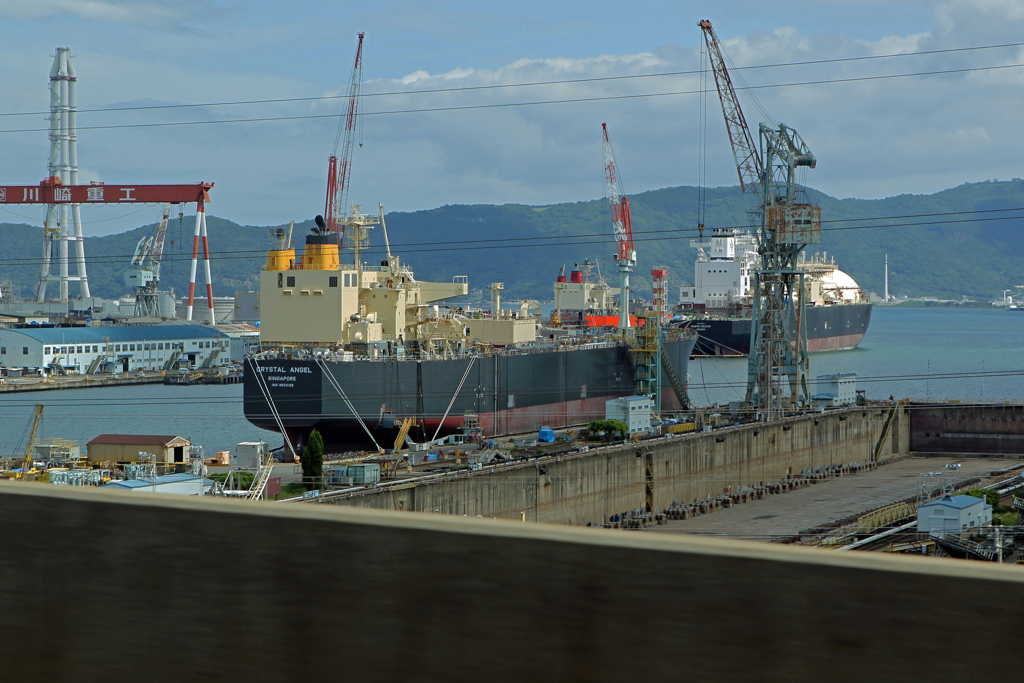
<box><xmin>247</xmin><ymin>455</ymin><xmax>274</xmax><ymax>501</ymax></box>
<box><xmin>394</xmin><ymin>417</ymin><xmax>414</xmax><ymax>451</ymax></box>
<box><xmin>162</xmin><ymin>349</ymin><xmax>181</xmax><ymax>371</ymax></box>
<box><xmin>201</xmin><ymin>348</ymin><xmax>221</xmax><ymax>369</ymax></box>
<box><xmin>660</xmin><ymin>346</ymin><xmax>691</xmax><ymax>410</ymax></box>
<box><xmin>872</xmin><ymin>399</ymin><xmax>904</xmax><ymax>462</ymax></box>
<box><xmin>85</xmin><ymin>354</ymin><xmax>108</xmax><ymax>375</ymax></box>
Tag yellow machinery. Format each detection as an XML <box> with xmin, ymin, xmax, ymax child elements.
<box><xmin>13</xmin><ymin>404</ymin><xmax>43</xmax><ymax>480</ymax></box>
<box><xmin>394</xmin><ymin>417</ymin><xmax>414</xmax><ymax>452</ymax></box>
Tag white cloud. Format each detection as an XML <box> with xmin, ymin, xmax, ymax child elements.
<box><xmin>0</xmin><ymin>0</ymin><xmax>211</xmax><ymax>29</ymax></box>
<box><xmin>4</xmin><ymin>0</ymin><xmax>1024</xmax><ymax>235</ymax></box>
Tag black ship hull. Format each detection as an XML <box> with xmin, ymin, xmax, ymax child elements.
<box><xmin>244</xmin><ymin>337</ymin><xmax>696</xmax><ymax>451</ymax></box>
<box><xmin>688</xmin><ymin>303</ymin><xmax>873</xmax><ymax>356</ymax></box>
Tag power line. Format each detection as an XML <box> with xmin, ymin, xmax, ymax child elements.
<box><xmin>2</xmin><ymin>61</ymin><xmax>1024</xmax><ymax>135</ymax></box>
<box><xmin>2</xmin><ymin>40</ymin><xmax>1021</xmax><ymax>119</ymax></box>
<box><xmin>2</xmin><ymin>204</ymin><xmax>1024</xmax><ymax>266</ymax></box>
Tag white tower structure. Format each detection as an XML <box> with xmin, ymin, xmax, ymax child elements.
<box><xmin>884</xmin><ymin>254</ymin><xmax>888</xmax><ymax>302</ymax></box>
<box><xmin>36</xmin><ymin>47</ymin><xmax>90</xmax><ymax>303</ymax></box>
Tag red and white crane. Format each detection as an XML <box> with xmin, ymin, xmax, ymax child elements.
<box><xmin>602</xmin><ymin>122</ymin><xmax>636</xmax><ymax>331</ymax></box>
<box><xmin>2</xmin><ymin>180</ymin><xmax>216</xmax><ymax>322</ymax></box>
<box><xmin>324</xmin><ymin>32</ymin><xmax>365</xmax><ymax>236</ymax></box>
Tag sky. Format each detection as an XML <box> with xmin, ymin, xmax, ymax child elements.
<box><xmin>0</xmin><ymin>0</ymin><xmax>1022</xmax><ymax>235</ymax></box>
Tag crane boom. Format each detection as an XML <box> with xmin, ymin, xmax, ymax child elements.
<box><xmin>18</xmin><ymin>404</ymin><xmax>43</xmax><ymax>479</ymax></box>
<box><xmin>602</xmin><ymin>123</ymin><xmax>636</xmax><ymax>331</ymax></box>
<box><xmin>149</xmin><ymin>203</ymin><xmax>172</xmax><ymax>268</ymax></box>
<box><xmin>698</xmin><ymin>19</ymin><xmax>762</xmax><ymax>195</ymax></box>
<box><xmin>324</xmin><ymin>32</ymin><xmax>365</xmax><ymax>235</ymax></box>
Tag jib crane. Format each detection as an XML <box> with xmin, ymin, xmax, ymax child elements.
<box><xmin>602</xmin><ymin>123</ymin><xmax>636</xmax><ymax>331</ymax></box>
<box><xmin>125</xmin><ymin>203</ymin><xmax>172</xmax><ymax>317</ymax></box>
<box><xmin>699</xmin><ymin>19</ymin><xmax>821</xmax><ymax>419</ymax></box>
<box><xmin>14</xmin><ymin>404</ymin><xmax>43</xmax><ymax>480</ymax></box>
<box><xmin>324</xmin><ymin>32</ymin><xmax>365</xmax><ymax>236</ymax></box>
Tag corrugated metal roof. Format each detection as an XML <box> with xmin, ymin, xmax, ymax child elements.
<box><xmin>104</xmin><ymin>474</ymin><xmax>214</xmax><ymax>489</ymax></box>
<box><xmin>88</xmin><ymin>434</ymin><xmax>187</xmax><ymax>446</ymax></box>
<box><xmin>0</xmin><ymin>323</ymin><xmax>226</xmax><ymax>344</ymax></box>
<box><xmin>919</xmin><ymin>494</ymin><xmax>986</xmax><ymax>510</ymax></box>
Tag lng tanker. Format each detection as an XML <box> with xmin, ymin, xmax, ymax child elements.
<box><xmin>679</xmin><ymin>228</ymin><xmax>872</xmax><ymax>356</ymax></box>
<box><xmin>243</xmin><ymin>207</ymin><xmax>696</xmax><ymax>452</ymax></box>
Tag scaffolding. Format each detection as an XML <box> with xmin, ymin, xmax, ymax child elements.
<box><xmin>651</xmin><ymin>269</ymin><xmax>668</xmax><ymax>321</ymax></box>
<box><xmin>631</xmin><ymin>312</ymin><xmax>662</xmax><ymax>413</ymax></box>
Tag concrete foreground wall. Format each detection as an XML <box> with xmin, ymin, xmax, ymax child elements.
<box><xmin>330</xmin><ymin>405</ymin><xmax>909</xmax><ymax>525</ymax></box>
<box><xmin>0</xmin><ymin>482</ymin><xmax>1021</xmax><ymax>683</ymax></box>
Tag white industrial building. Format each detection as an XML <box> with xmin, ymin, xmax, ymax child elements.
<box><xmin>104</xmin><ymin>473</ymin><xmax>214</xmax><ymax>495</ymax></box>
<box><xmin>0</xmin><ymin>324</ymin><xmax>231</xmax><ymax>375</ymax></box>
<box><xmin>917</xmin><ymin>495</ymin><xmax>992</xmax><ymax>534</ymax></box>
<box><xmin>605</xmin><ymin>395</ymin><xmax>653</xmax><ymax>435</ymax></box>
<box><xmin>813</xmin><ymin>373</ymin><xmax>858</xmax><ymax>406</ymax></box>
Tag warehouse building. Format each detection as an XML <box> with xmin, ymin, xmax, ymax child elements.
<box><xmin>87</xmin><ymin>434</ymin><xmax>192</xmax><ymax>466</ymax></box>
<box><xmin>0</xmin><ymin>324</ymin><xmax>231</xmax><ymax>375</ymax></box>
<box><xmin>916</xmin><ymin>494</ymin><xmax>992</xmax><ymax>534</ymax></box>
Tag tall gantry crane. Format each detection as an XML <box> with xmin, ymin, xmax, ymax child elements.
<box><xmin>602</xmin><ymin>123</ymin><xmax>636</xmax><ymax>331</ymax></box>
<box><xmin>699</xmin><ymin>19</ymin><xmax>820</xmax><ymax>419</ymax></box>
<box><xmin>324</xmin><ymin>32</ymin><xmax>365</xmax><ymax>237</ymax></box>
<box><xmin>125</xmin><ymin>203</ymin><xmax>172</xmax><ymax>317</ymax></box>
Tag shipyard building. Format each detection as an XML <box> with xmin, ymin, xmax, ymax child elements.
<box><xmin>0</xmin><ymin>324</ymin><xmax>231</xmax><ymax>375</ymax></box>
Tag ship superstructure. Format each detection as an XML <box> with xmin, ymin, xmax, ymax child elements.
<box><xmin>245</xmin><ymin>208</ymin><xmax>695</xmax><ymax>452</ymax></box>
<box><xmin>678</xmin><ymin>228</ymin><xmax>872</xmax><ymax>356</ymax></box>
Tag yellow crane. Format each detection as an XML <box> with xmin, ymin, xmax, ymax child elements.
<box><xmin>14</xmin><ymin>404</ymin><xmax>43</xmax><ymax>480</ymax></box>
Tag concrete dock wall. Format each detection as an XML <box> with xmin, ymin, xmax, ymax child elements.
<box><xmin>911</xmin><ymin>402</ymin><xmax>1024</xmax><ymax>454</ymax></box>
<box><xmin>1</xmin><ymin>482</ymin><xmax>1021</xmax><ymax>683</ymax></box>
<box><xmin>327</xmin><ymin>404</ymin><xmax>909</xmax><ymax>525</ymax></box>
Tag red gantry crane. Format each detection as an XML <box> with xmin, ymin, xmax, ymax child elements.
<box><xmin>1</xmin><ymin>179</ymin><xmax>216</xmax><ymax>322</ymax></box>
<box><xmin>602</xmin><ymin>122</ymin><xmax>636</xmax><ymax>331</ymax></box>
<box><xmin>324</xmin><ymin>32</ymin><xmax>365</xmax><ymax>236</ymax></box>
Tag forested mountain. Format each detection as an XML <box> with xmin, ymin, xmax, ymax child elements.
<box><xmin>2</xmin><ymin>179</ymin><xmax>1023</xmax><ymax>303</ymax></box>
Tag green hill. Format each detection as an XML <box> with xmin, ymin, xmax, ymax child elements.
<box><xmin>2</xmin><ymin>179</ymin><xmax>1023</xmax><ymax>304</ymax></box>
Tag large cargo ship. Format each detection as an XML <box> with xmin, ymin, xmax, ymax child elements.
<box><xmin>678</xmin><ymin>228</ymin><xmax>872</xmax><ymax>356</ymax></box>
<box><xmin>243</xmin><ymin>208</ymin><xmax>696</xmax><ymax>451</ymax></box>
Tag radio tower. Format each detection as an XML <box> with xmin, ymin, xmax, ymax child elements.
<box><xmin>602</xmin><ymin>123</ymin><xmax>636</xmax><ymax>332</ymax></box>
<box><xmin>324</xmin><ymin>33</ymin><xmax>365</xmax><ymax>236</ymax></box>
<box><xmin>37</xmin><ymin>47</ymin><xmax>90</xmax><ymax>303</ymax></box>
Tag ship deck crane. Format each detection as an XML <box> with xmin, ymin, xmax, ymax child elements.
<box><xmin>699</xmin><ymin>19</ymin><xmax>820</xmax><ymax>419</ymax></box>
<box><xmin>602</xmin><ymin>123</ymin><xmax>636</xmax><ymax>332</ymax></box>
<box><xmin>324</xmin><ymin>32</ymin><xmax>365</xmax><ymax>237</ymax></box>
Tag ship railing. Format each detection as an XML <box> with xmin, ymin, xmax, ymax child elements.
<box><xmin>247</xmin><ymin>339</ymin><xmax>626</xmax><ymax>364</ymax></box>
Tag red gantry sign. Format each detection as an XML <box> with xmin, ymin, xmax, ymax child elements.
<box><xmin>0</xmin><ymin>179</ymin><xmax>213</xmax><ymax>205</ymax></box>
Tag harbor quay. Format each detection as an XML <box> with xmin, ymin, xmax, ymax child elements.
<box><xmin>313</xmin><ymin>403</ymin><xmax>909</xmax><ymax>523</ymax></box>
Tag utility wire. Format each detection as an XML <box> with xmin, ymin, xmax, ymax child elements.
<box><xmin>2</xmin><ymin>62</ymin><xmax>1024</xmax><ymax>135</ymax></box>
<box><xmin>2</xmin><ymin>204</ymin><xmax>1024</xmax><ymax>266</ymax></box>
<box><xmin>1</xmin><ymin>40</ymin><xmax>1021</xmax><ymax>119</ymax></box>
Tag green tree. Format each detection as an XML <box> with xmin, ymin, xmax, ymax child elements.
<box><xmin>301</xmin><ymin>429</ymin><xmax>324</xmax><ymax>491</ymax></box>
<box><xmin>965</xmin><ymin>488</ymin><xmax>999</xmax><ymax>508</ymax></box>
<box><xmin>586</xmin><ymin>419</ymin><xmax>629</xmax><ymax>442</ymax></box>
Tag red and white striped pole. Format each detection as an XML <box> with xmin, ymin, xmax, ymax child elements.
<box><xmin>201</xmin><ymin>210</ymin><xmax>215</xmax><ymax>324</ymax></box>
<box><xmin>186</xmin><ymin>199</ymin><xmax>203</xmax><ymax>321</ymax></box>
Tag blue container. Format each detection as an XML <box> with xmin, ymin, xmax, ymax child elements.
<box><xmin>538</xmin><ymin>429</ymin><xmax>555</xmax><ymax>443</ymax></box>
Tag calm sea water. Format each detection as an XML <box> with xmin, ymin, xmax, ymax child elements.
<box><xmin>0</xmin><ymin>383</ymin><xmax>276</xmax><ymax>458</ymax></box>
<box><xmin>1</xmin><ymin>307</ymin><xmax>1020</xmax><ymax>455</ymax></box>
<box><xmin>691</xmin><ymin>307</ymin><xmax>1024</xmax><ymax>407</ymax></box>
